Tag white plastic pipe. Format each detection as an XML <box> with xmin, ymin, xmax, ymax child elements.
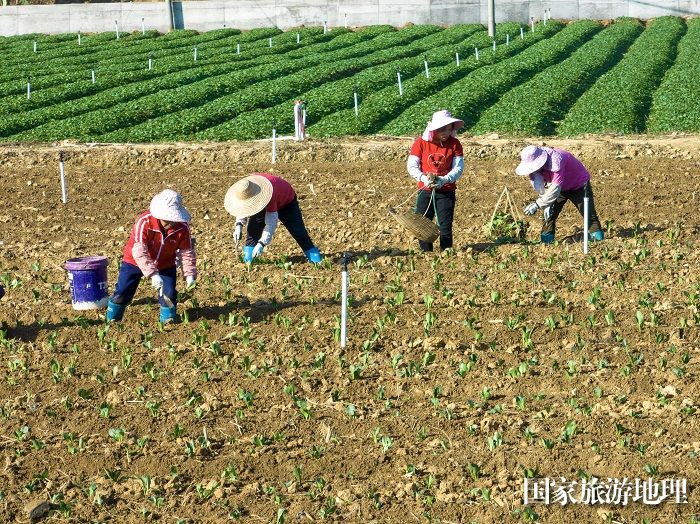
<box><xmin>194</xmin><ymin>47</ymin><xmax>198</xmax><ymax>61</ymax></box>
<box><xmin>521</xmin><ymin>27</ymin><xmax>524</xmax><ymax>39</ymax></box>
<box><xmin>115</xmin><ymin>20</ymin><xmax>120</xmax><ymax>39</ymax></box>
<box><xmin>531</xmin><ymin>17</ymin><xmax>535</xmax><ymax>32</ymax></box>
<box><xmin>506</xmin><ymin>33</ymin><xmax>510</xmax><ymax>45</ymax></box>
<box><xmin>492</xmin><ymin>40</ymin><xmax>496</xmax><ymax>52</ymax></box>
<box><xmin>455</xmin><ymin>51</ymin><xmax>460</xmax><ymax>66</ymax></box>
<box><xmin>423</xmin><ymin>58</ymin><xmax>430</xmax><ymax>78</ymax></box>
<box><xmin>323</xmin><ymin>21</ymin><xmax>327</xmax><ymax>34</ymax></box>
<box><xmin>474</xmin><ymin>47</ymin><xmax>479</xmax><ymax>60</ymax></box>
<box><xmin>78</xmin><ymin>32</ymin><xmax>81</xmax><ymax>46</ymax></box>
<box><xmin>344</xmin><ymin>13</ymin><xmax>348</xmax><ymax>28</ymax></box>
<box><xmin>397</xmin><ymin>71</ymin><xmax>403</xmax><ymax>96</ymax></box>
<box><xmin>148</xmin><ymin>57</ymin><xmax>153</xmax><ymax>70</ymax></box>
<box><xmin>296</xmin><ymin>33</ymin><xmax>300</xmax><ymax>44</ymax></box>
<box><xmin>583</xmin><ymin>196</ymin><xmax>589</xmax><ymax>254</ymax></box>
<box><xmin>544</xmin><ymin>10</ymin><xmax>548</xmax><ymax>24</ymax></box>
<box><xmin>141</xmin><ymin>18</ymin><xmax>145</xmax><ymax>35</ymax></box>
<box><xmin>269</xmin><ymin>37</ymin><xmax>272</xmax><ymax>48</ymax></box>
<box><xmin>341</xmin><ymin>261</ymin><xmax>348</xmax><ymax>348</ymax></box>
<box><xmin>27</xmin><ymin>80</ymin><xmax>31</xmax><ymax>100</ymax></box>
<box><xmin>294</xmin><ymin>103</ymin><xmax>300</xmax><ymax>140</ymax></box>
<box><xmin>33</xmin><ymin>41</ymin><xmax>37</xmax><ymax>53</ymax></box>
<box><xmin>271</xmin><ymin>127</ymin><xmax>277</xmax><ymax>164</ymax></box>
<box><xmin>353</xmin><ymin>91</ymin><xmax>359</xmax><ymax>117</ymax></box>
<box><xmin>237</xmin><ymin>43</ymin><xmax>240</xmax><ymax>54</ymax></box>
<box><xmin>59</xmin><ymin>152</ymin><xmax>67</xmax><ymax>204</ymax></box>
<box><xmin>91</xmin><ymin>70</ymin><xmax>95</xmax><ymax>84</ymax></box>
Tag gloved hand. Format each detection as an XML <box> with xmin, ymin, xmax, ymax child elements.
<box><xmin>252</xmin><ymin>241</ymin><xmax>265</xmax><ymax>259</ymax></box>
<box><xmin>233</xmin><ymin>223</ymin><xmax>243</xmax><ymax>244</ymax></box>
<box><xmin>185</xmin><ymin>275</ymin><xmax>196</xmax><ymax>287</ymax></box>
<box><xmin>419</xmin><ymin>174</ymin><xmax>435</xmax><ymax>187</ymax></box>
<box><xmin>151</xmin><ymin>273</ymin><xmax>164</xmax><ymax>290</ymax></box>
<box><xmin>543</xmin><ymin>205</ymin><xmax>554</xmax><ymax>222</ymax></box>
<box><xmin>524</xmin><ymin>202</ymin><xmax>540</xmax><ymax>216</ymax></box>
<box><xmin>431</xmin><ymin>177</ymin><xmax>445</xmax><ymax>189</ymax></box>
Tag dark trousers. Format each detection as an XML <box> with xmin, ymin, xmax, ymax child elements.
<box><xmin>245</xmin><ymin>198</ymin><xmax>315</xmax><ymax>252</ymax></box>
<box><xmin>110</xmin><ymin>262</ymin><xmax>177</xmax><ymax>307</ymax></box>
<box><xmin>415</xmin><ymin>189</ymin><xmax>456</xmax><ymax>251</ymax></box>
<box><xmin>543</xmin><ymin>181</ymin><xmax>602</xmax><ymax>237</ymax></box>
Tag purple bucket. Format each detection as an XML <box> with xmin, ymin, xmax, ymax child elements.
<box><xmin>65</xmin><ymin>256</ymin><xmax>109</xmax><ymax>310</ymax></box>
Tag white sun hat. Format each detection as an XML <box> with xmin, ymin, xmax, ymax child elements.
<box><xmin>150</xmin><ymin>189</ymin><xmax>192</xmax><ymax>223</ymax></box>
<box><xmin>224</xmin><ymin>174</ymin><xmax>274</xmax><ymax>218</ymax></box>
<box><xmin>422</xmin><ymin>110</ymin><xmax>465</xmax><ymax>141</ymax></box>
<box><xmin>516</xmin><ymin>145</ymin><xmax>563</xmax><ymax>176</ymax></box>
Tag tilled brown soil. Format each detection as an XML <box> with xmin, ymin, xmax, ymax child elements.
<box><xmin>1</xmin><ymin>136</ymin><xmax>700</xmax><ymax>523</ymax></box>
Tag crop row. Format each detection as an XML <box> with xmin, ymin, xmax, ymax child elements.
<box><xmin>100</xmin><ymin>24</ymin><xmax>483</xmax><ymax>141</ymax></box>
<box><xmin>646</xmin><ymin>17</ymin><xmax>700</xmax><ymax>132</ymax></box>
<box><xmin>0</xmin><ymin>27</ymin><xmax>399</xmax><ymax>138</ymax></box>
<box><xmin>306</xmin><ymin>21</ymin><xmax>560</xmax><ymax>139</ymax></box>
<box><xmin>8</xmin><ymin>26</ymin><xmax>438</xmax><ymax>141</ymax></box>
<box><xmin>471</xmin><ymin>18</ymin><xmax>643</xmax><ymax>135</ymax></box>
<box><xmin>379</xmin><ymin>20</ymin><xmax>602</xmax><ymax>136</ymax></box>
<box><xmin>556</xmin><ymin>16</ymin><xmax>686</xmax><ymax>135</ymax></box>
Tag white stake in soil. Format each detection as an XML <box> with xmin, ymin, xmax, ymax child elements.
<box><xmin>353</xmin><ymin>88</ymin><xmax>359</xmax><ymax>117</ymax></box>
<box><xmin>344</xmin><ymin>13</ymin><xmax>348</xmax><ymax>28</ymax></box>
<box><xmin>193</xmin><ymin>47</ymin><xmax>198</xmax><ymax>61</ymax></box>
<box><xmin>148</xmin><ymin>57</ymin><xmax>153</xmax><ymax>70</ymax></box>
<box><xmin>91</xmin><ymin>69</ymin><xmax>95</xmax><ymax>84</ymax></box>
<box><xmin>474</xmin><ymin>46</ymin><xmax>479</xmax><ymax>60</ymax></box>
<box><xmin>296</xmin><ymin>32</ymin><xmax>300</xmax><ymax>44</ymax></box>
<box><xmin>293</xmin><ymin>101</ymin><xmax>306</xmax><ymax>140</ymax></box>
<box><xmin>115</xmin><ymin>20</ymin><xmax>120</xmax><ymax>39</ymax></box>
<box><xmin>423</xmin><ymin>57</ymin><xmax>430</xmax><ymax>78</ymax></box>
<box><xmin>492</xmin><ymin>40</ymin><xmax>496</xmax><ymax>52</ymax></box>
<box><xmin>26</xmin><ymin>78</ymin><xmax>31</xmax><ymax>100</ymax></box>
<box><xmin>340</xmin><ymin>254</ymin><xmax>349</xmax><ymax>348</ymax></box>
<box><xmin>531</xmin><ymin>17</ymin><xmax>535</xmax><ymax>32</ymax></box>
<box><xmin>521</xmin><ymin>27</ymin><xmax>524</xmax><ymax>39</ymax></box>
<box><xmin>33</xmin><ymin>41</ymin><xmax>37</xmax><ymax>53</ymax></box>
<box><xmin>507</xmin><ymin>33</ymin><xmax>510</xmax><ymax>45</ymax></box>
<box><xmin>78</xmin><ymin>32</ymin><xmax>81</xmax><ymax>46</ymax></box>
<box><xmin>544</xmin><ymin>10</ymin><xmax>548</xmax><ymax>24</ymax></box>
<box><xmin>237</xmin><ymin>42</ymin><xmax>240</xmax><ymax>54</ymax></box>
<box><xmin>59</xmin><ymin>151</ymin><xmax>67</xmax><ymax>204</ymax></box>
<box><xmin>269</xmin><ymin>37</ymin><xmax>272</xmax><ymax>48</ymax></box>
<box><xmin>323</xmin><ymin>21</ymin><xmax>327</xmax><ymax>34</ymax></box>
<box><xmin>141</xmin><ymin>18</ymin><xmax>145</xmax><ymax>35</ymax></box>
<box><xmin>455</xmin><ymin>50</ymin><xmax>460</xmax><ymax>66</ymax></box>
<box><xmin>271</xmin><ymin>122</ymin><xmax>277</xmax><ymax>164</ymax></box>
<box><xmin>396</xmin><ymin>69</ymin><xmax>403</xmax><ymax>96</ymax></box>
<box><xmin>583</xmin><ymin>189</ymin><xmax>590</xmax><ymax>254</ymax></box>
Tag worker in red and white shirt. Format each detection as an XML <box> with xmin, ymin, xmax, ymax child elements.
<box><xmin>106</xmin><ymin>189</ymin><xmax>197</xmax><ymax>324</ymax></box>
<box><xmin>407</xmin><ymin>110</ymin><xmax>465</xmax><ymax>252</ymax></box>
<box><xmin>224</xmin><ymin>173</ymin><xmax>322</xmax><ymax>264</ymax></box>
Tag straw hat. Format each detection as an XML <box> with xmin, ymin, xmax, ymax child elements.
<box><xmin>224</xmin><ymin>174</ymin><xmax>273</xmax><ymax>217</ymax></box>
<box><xmin>150</xmin><ymin>189</ymin><xmax>191</xmax><ymax>223</ymax></box>
<box><xmin>389</xmin><ymin>208</ymin><xmax>440</xmax><ymax>243</ymax></box>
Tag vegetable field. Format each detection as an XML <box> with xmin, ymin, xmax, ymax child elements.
<box><xmin>1</xmin><ymin>137</ymin><xmax>700</xmax><ymax>523</ymax></box>
<box><xmin>1</xmin><ymin>17</ymin><xmax>699</xmax><ymax>142</ymax></box>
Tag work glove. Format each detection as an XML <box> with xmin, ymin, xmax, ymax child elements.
<box><xmin>419</xmin><ymin>174</ymin><xmax>435</xmax><ymax>187</ymax></box>
<box><xmin>543</xmin><ymin>205</ymin><xmax>554</xmax><ymax>222</ymax></box>
<box><xmin>233</xmin><ymin>223</ymin><xmax>243</xmax><ymax>244</ymax></box>
<box><xmin>151</xmin><ymin>273</ymin><xmax>164</xmax><ymax>290</ymax></box>
<box><xmin>252</xmin><ymin>241</ymin><xmax>265</xmax><ymax>259</ymax></box>
<box><xmin>430</xmin><ymin>177</ymin><xmax>445</xmax><ymax>189</ymax></box>
<box><xmin>524</xmin><ymin>202</ymin><xmax>540</xmax><ymax>216</ymax></box>
<box><xmin>185</xmin><ymin>275</ymin><xmax>196</xmax><ymax>287</ymax></box>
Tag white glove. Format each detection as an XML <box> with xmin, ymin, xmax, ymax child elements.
<box><xmin>151</xmin><ymin>273</ymin><xmax>164</xmax><ymax>290</ymax></box>
<box><xmin>524</xmin><ymin>202</ymin><xmax>540</xmax><ymax>216</ymax></box>
<box><xmin>419</xmin><ymin>174</ymin><xmax>434</xmax><ymax>187</ymax></box>
<box><xmin>431</xmin><ymin>177</ymin><xmax>445</xmax><ymax>189</ymax></box>
<box><xmin>185</xmin><ymin>275</ymin><xmax>196</xmax><ymax>287</ymax></box>
<box><xmin>252</xmin><ymin>241</ymin><xmax>265</xmax><ymax>259</ymax></box>
<box><xmin>233</xmin><ymin>223</ymin><xmax>243</xmax><ymax>243</ymax></box>
<box><xmin>543</xmin><ymin>205</ymin><xmax>554</xmax><ymax>222</ymax></box>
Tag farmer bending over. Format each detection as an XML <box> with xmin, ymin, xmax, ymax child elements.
<box><xmin>225</xmin><ymin>173</ymin><xmax>322</xmax><ymax>264</ymax></box>
<box><xmin>106</xmin><ymin>189</ymin><xmax>197</xmax><ymax>324</ymax></box>
<box><xmin>517</xmin><ymin>145</ymin><xmax>603</xmax><ymax>244</ymax></box>
<box><xmin>407</xmin><ymin>110</ymin><xmax>465</xmax><ymax>252</ymax></box>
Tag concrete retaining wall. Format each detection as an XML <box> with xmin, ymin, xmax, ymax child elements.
<box><xmin>1</xmin><ymin>0</ymin><xmax>699</xmax><ymax>36</ymax></box>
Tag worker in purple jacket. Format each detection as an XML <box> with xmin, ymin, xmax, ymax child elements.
<box><xmin>516</xmin><ymin>145</ymin><xmax>603</xmax><ymax>244</ymax></box>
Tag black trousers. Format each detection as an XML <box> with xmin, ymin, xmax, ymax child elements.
<box><xmin>415</xmin><ymin>190</ymin><xmax>456</xmax><ymax>251</ymax></box>
<box><xmin>543</xmin><ymin>181</ymin><xmax>602</xmax><ymax>236</ymax></box>
<box><xmin>245</xmin><ymin>198</ymin><xmax>315</xmax><ymax>252</ymax></box>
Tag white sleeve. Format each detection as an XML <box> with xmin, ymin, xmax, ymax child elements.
<box><xmin>259</xmin><ymin>211</ymin><xmax>279</xmax><ymax>245</ymax></box>
<box><xmin>407</xmin><ymin>155</ymin><xmax>423</xmax><ymax>182</ymax></box>
<box><xmin>441</xmin><ymin>156</ymin><xmax>464</xmax><ymax>184</ymax></box>
<box><xmin>536</xmin><ymin>183</ymin><xmax>562</xmax><ymax>209</ymax></box>
<box><xmin>530</xmin><ymin>173</ymin><xmax>545</xmax><ymax>194</ymax></box>
<box><xmin>235</xmin><ymin>216</ymin><xmax>248</xmax><ymax>226</ymax></box>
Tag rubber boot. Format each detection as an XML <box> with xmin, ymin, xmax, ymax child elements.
<box><xmin>159</xmin><ymin>306</ymin><xmax>177</xmax><ymax>324</ymax></box>
<box><xmin>590</xmin><ymin>230</ymin><xmax>604</xmax><ymax>242</ymax></box>
<box><xmin>304</xmin><ymin>246</ymin><xmax>323</xmax><ymax>264</ymax></box>
<box><xmin>540</xmin><ymin>232</ymin><xmax>555</xmax><ymax>244</ymax></box>
<box><xmin>243</xmin><ymin>245</ymin><xmax>254</xmax><ymax>263</ymax></box>
<box><xmin>106</xmin><ymin>300</ymin><xmax>126</xmax><ymax>322</ymax></box>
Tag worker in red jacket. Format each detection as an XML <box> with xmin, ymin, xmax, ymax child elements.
<box><xmin>106</xmin><ymin>189</ymin><xmax>197</xmax><ymax>324</ymax></box>
<box><xmin>407</xmin><ymin>110</ymin><xmax>465</xmax><ymax>252</ymax></box>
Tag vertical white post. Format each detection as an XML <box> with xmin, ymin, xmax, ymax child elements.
<box><xmin>521</xmin><ymin>26</ymin><xmax>524</xmax><ymax>39</ymax></box>
<box><xmin>423</xmin><ymin>57</ymin><xmax>429</xmax><ymax>78</ymax></box>
<box><xmin>506</xmin><ymin>33</ymin><xmax>509</xmax><ymax>45</ymax></box>
<box><xmin>531</xmin><ymin>17</ymin><xmax>535</xmax><ymax>33</ymax></box>
<box><xmin>271</xmin><ymin>123</ymin><xmax>277</xmax><ymax>164</ymax></box>
<box><xmin>294</xmin><ymin>102</ymin><xmax>300</xmax><ymax>140</ymax></box>
<box><xmin>340</xmin><ymin>255</ymin><xmax>348</xmax><ymax>348</ymax></box>
<box><xmin>544</xmin><ymin>10</ymin><xmax>548</xmax><ymax>24</ymax></box>
<box><xmin>583</xmin><ymin>191</ymin><xmax>589</xmax><ymax>254</ymax></box>
<box><xmin>269</xmin><ymin>37</ymin><xmax>272</xmax><ymax>48</ymax></box>
<box><xmin>142</xmin><ymin>18</ymin><xmax>145</xmax><ymax>35</ymax></box>
<box><xmin>296</xmin><ymin>32</ymin><xmax>300</xmax><ymax>44</ymax></box>
<box><xmin>91</xmin><ymin>70</ymin><xmax>95</xmax><ymax>84</ymax></box>
<box><xmin>353</xmin><ymin>89</ymin><xmax>359</xmax><ymax>117</ymax></box>
<box><xmin>474</xmin><ymin>47</ymin><xmax>479</xmax><ymax>60</ymax></box>
<box><xmin>148</xmin><ymin>57</ymin><xmax>153</xmax><ymax>70</ymax></box>
<box><xmin>323</xmin><ymin>20</ymin><xmax>327</xmax><ymax>34</ymax></box>
<box><xmin>344</xmin><ymin>12</ymin><xmax>348</xmax><ymax>28</ymax></box>
<box><xmin>492</xmin><ymin>40</ymin><xmax>496</xmax><ymax>52</ymax></box>
<box><xmin>397</xmin><ymin>70</ymin><xmax>403</xmax><ymax>96</ymax></box>
<box><xmin>33</xmin><ymin>41</ymin><xmax>37</xmax><ymax>53</ymax></box>
<box><xmin>27</xmin><ymin>78</ymin><xmax>31</xmax><ymax>100</ymax></box>
<box><xmin>237</xmin><ymin>42</ymin><xmax>240</xmax><ymax>54</ymax></box>
<box><xmin>115</xmin><ymin>20</ymin><xmax>120</xmax><ymax>39</ymax></box>
<box><xmin>549</xmin><ymin>8</ymin><xmax>552</xmax><ymax>19</ymax></box>
<box><xmin>78</xmin><ymin>32</ymin><xmax>81</xmax><ymax>46</ymax></box>
<box><xmin>302</xmin><ymin>107</ymin><xmax>306</xmax><ymax>139</ymax></box>
<box><xmin>194</xmin><ymin>47</ymin><xmax>198</xmax><ymax>61</ymax></box>
<box><xmin>59</xmin><ymin>151</ymin><xmax>67</xmax><ymax>205</ymax></box>
<box><xmin>455</xmin><ymin>51</ymin><xmax>460</xmax><ymax>66</ymax></box>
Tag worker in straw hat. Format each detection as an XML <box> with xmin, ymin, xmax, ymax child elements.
<box><xmin>406</xmin><ymin>109</ymin><xmax>465</xmax><ymax>252</ymax></box>
<box><xmin>106</xmin><ymin>189</ymin><xmax>197</xmax><ymax>324</ymax></box>
<box><xmin>516</xmin><ymin>145</ymin><xmax>604</xmax><ymax>244</ymax></box>
<box><xmin>224</xmin><ymin>173</ymin><xmax>323</xmax><ymax>264</ymax></box>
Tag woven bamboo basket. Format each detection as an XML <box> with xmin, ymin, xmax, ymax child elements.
<box><xmin>389</xmin><ymin>207</ymin><xmax>440</xmax><ymax>243</ymax></box>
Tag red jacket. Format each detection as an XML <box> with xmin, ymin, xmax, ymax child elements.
<box><xmin>410</xmin><ymin>136</ymin><xmax>463</xmax><ymax>192</ymax></box>
<box><xmin>122</xmin><ymin>212</ymin><xmax>197</xmax><ymax>278</ymax></box>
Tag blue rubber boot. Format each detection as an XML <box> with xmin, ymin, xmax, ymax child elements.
<box><xmin>159</xmin><ymin>306</ymin><xmax>177</xmax><ymax>324</ymax></box>
<box><xmin>540</xmin><ymin>232</ymin><xmax>555</xmax><ymax>244</ymax></box>
<box><xmin>243</xmin><ymin>246</ymin><xmax>254</xmax><ymax>263</ymax></box>
<box><xmin>304</xmin><ymin>247</ymin><xmax>323</xmax><ymax>264</ymax></box>
<box><xmin>106</xmin><ymin>300</ymin><xmax>126</xmax><ymax>322</ymax></box>
<box><xmin>590</xmin><ymin>230</ymin><xmax>604</xmax><ymax>242</ymax></box>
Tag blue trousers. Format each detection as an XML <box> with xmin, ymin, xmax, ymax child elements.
<box><xmin>110</xmin><ymin>262</ymin><xmax>177</xmax><ymax>307</ymax></box>
<box><xmin>245</xmin><ymin>198</ymin><xmax>315</xmax><ymax>252</ymax></box>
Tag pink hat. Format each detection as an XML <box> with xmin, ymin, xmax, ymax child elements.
<box><xmin>422</xmin><ymin>110</ymin><xmax>464</xmax><ymax>141</ymax></box>
<box><xmin>515</xmin><ymin>145</ymin><xmax>549</xmax><ymax>176</ymax></box>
